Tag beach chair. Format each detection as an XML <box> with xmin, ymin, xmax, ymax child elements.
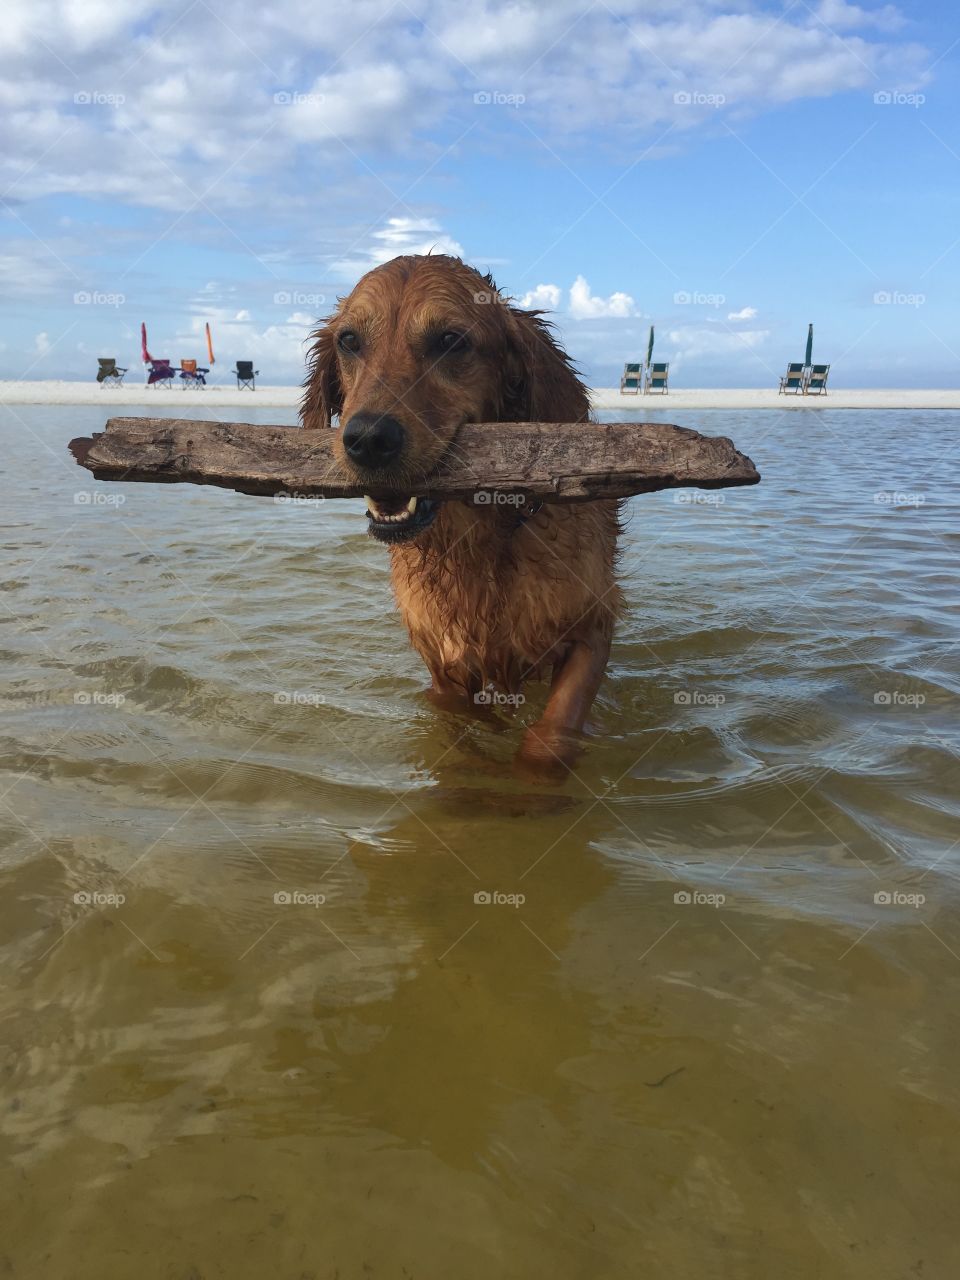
<box><xmin>644</xmin><ymin>362</ymin><xmax>669</xmax><ymax>394</ymax></box>
<box><xmin>179</xmin><ymin>359</ymin><xmax>208</xmax><ymax>388</ymax></box>
<box><xmin>620</xmin><ymin>362</ymin><xmax>642</xmax><ymax>394</ymax></box>
<box><xmin>804</xmin><ymin>364</ymin><xmax>830</xmax><ymax>395</ymax></box>
<box><xmin>146</xmin><ymin>358</ymin><xmax>176</xmax><ymax>388</ymax></box>
<box><xmin>235</xmin><ymin>360</ymin><xmax>259</xmax><ymax>390</ymax></box>
<box><xmin>779</xmin><ymin>363</ymin><xmax>805</xmax><ymax>394</ymax></box>
<box><xmin>96</xmin><ymin>358</ymin><xmax>127</xmax><ymax>386</ymax></box>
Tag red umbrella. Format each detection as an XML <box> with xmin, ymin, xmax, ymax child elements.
<box><xmin>140</xmin><ymin>322</ymin><xmax>152</xmax><ymax>365</ymax></box>
<box><xmin>205</xmin><ymin>322</ymin><xmax>215</xmax><ymax>365</ymax></box>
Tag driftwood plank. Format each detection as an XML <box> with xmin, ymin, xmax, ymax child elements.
<box><xmin>69</xmin><ymin>416</ymin><xmax>760</xmax><ymax>502</ymax></box>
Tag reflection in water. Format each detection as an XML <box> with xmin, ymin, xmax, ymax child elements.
<box><xmin>1</xmin><ymin>405</ymin><xmax>959</xmax><ymax>1277</ymax></box>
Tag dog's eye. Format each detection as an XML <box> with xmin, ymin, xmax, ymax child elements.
<box><xmin>437</xmin><ymin>331</ymin><xmax>469</xmax><ymax>355</ymax></box>
<box><xmin>337</xmin><ymin>330</ymin><xmax>361</xmax><ymax>354</ymax></box>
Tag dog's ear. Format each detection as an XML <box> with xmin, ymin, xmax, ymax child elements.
<box><xmin>301</xmin><ymin>322</ymin><xmax>343</xmax><ymax>429</ymax></box>
<box><xmin>502</xmin><ymin>307</ymin><xmax>591</xmax><ymax>424</ymax></box>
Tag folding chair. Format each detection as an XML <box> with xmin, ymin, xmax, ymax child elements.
<box><xmin>179</xmin><ymin>358</ymin><xmax>208</xmax><ymax>388</ymax></box>
<box><xmin>620</xmin><ymin>362</ymin><xmax>642</xmax><ymax>394</ymax></box>
<box><xmin>96</xmin><ymin>358</ymin><xmax>127</xmax><ymax>386</ymax></box>
<box><xmin>779</xmin><ymin>363</ymin><xmax>805</xmax><ymax>394</ymax></box>
<box><xmin>804</xmin><ymin>364</ymin><xmax>830</xmax><ymax>395</ymax></box>
<box><xmin>146</xmin><ymin>359</ymin><xmax>176</xmax><ymax>388</ymax></box>
<box><xmin>644</xmin><ymin>362</ymin><xmax>669</xmax><ymax>394</ymax></box>
<box><xmin>235</xmin><ymin>360</ymin><xmax>259</xmax><ymax>390</ymax></box>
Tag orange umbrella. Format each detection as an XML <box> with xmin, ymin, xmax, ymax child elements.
<box><xmin>205</xmin><ymin>322</ymin><xmax>215</xmax><ymax>365</ymax></box>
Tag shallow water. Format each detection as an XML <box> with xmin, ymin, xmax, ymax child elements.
<box><xmin>1</xmin><ymin>402</ymin><xmax>959</xmax><ymax>1279</ymax></box>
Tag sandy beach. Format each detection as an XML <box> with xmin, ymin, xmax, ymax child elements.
<box><xmin>2</xmin><ymin>380</ymin><xmax>958</xmax><ymax>411</ymax></box>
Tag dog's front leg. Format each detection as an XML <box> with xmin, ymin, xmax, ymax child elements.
<box><xmin>516</xmin><ymin>634</ymin><xmax>611</xmax><ymax>777</ymax></box>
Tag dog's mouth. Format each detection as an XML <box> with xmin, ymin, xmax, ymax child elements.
<box><xmin>363</xmin><ymin>494</ymin><xmax>441</xmax><ymax>543</ymax></box>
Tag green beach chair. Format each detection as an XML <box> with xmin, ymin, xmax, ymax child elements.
<box><xmin>620</xmin><ymin>362</ymin><xmax>642</xmax><ymax>394</ymax></box>
<box><xmin>805</xmin><ymin>364</ymin><xmax>830</xmax><ymax>395</ymax></box>
<box><xmin>96</xmin><ymin>358</ymin><xmax>127</xmax><ymax>386</ymax></box>
<box><xmin>645</xmin><ymin>362</ymin><xmax>669</xmax><ymax>394</ymax></box>
<box><xmin>778</xmin><ymin>363</ymin><xmax>805</xmax><ymax>394</ymax></box>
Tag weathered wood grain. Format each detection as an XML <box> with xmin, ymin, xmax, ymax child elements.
<box><xmin>68</xmin><ymin>416</ymin><xmax>760</xmax><ymax>502</ymax></box>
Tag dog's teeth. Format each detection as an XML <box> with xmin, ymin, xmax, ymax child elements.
<box><xmin>406</xmin><ymin>497</ymin><xmax>418</xmax><ymax>514</ymax></box>
<box><xmin>364</xmin><ymin>495</ymin><xmax>376</xmax><ymax>514</ymax></box>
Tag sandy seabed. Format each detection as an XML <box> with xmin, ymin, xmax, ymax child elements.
<box><xmin>1</xmin><ymin>379</ymin><xmax>959</xmax><ymax>411</ymax></box>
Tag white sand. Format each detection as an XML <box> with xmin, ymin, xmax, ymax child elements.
<box><xmin>1</xmin><ymin>380</ymin><xmax>958</xmax><ymax>411</ymax></box>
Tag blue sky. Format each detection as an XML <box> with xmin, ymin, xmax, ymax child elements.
<box><xmin>1</xmin><ymin>0</ymin><xmax>956</xmax><ymax>387</ymax></box>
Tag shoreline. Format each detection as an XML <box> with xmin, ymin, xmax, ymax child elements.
<box><xmin>1</xmin><ymin>380</ymin><xmax>959</xmax><ymax>411</ymax></box>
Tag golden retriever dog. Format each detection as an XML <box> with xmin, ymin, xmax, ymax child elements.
<box><xmin>302</xmin><ymin>254</ymin><xmax>622</xmax><ymax>771</ymax></box>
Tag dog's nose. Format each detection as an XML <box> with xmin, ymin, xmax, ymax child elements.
<box><xmin>341</xmin><ymin>412</ymin><xmax>405</xmax><ymax>470</ymax></box>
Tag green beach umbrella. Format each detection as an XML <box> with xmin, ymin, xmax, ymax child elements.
<box><xmin>646</xmin><ymin>325</ymin><xmax>655</xmax><ymax>366</ymax></box>
<box><xmin>804</xmin><ymin>323</ymin><xmax>813</xmax><ymax>367</ymax></box>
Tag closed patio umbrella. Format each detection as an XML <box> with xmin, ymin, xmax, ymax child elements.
<box><xmin>804</xmin><ymin>323</ymin><xmax>813</xmax><ymax>368</ymax></box>
<box><xmin>140</xmin><ymin>322</ymin><xmax>152</xmax><ymax>365</ymax></box>
<box><xmin>646</xmin><ymin>325</ymin><xmax>655</xmax><ymax>367</ymax></box>
<box><xmin>205</xmin><ymin>322</ymin><xmax>215</xmax><ymax>365</ymax></box>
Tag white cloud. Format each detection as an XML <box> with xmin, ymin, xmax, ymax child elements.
<box><xmin>34</xmin><ymin>332</ymin><xmax>51</xmax><ymax>355</ymax></box>
<box><xmin>518</xmin><ymin>284</ymin><xmax>562</xmax><ymax>310</ymax></box>
<box><xmin>568</xmin><ymin>275</ymin><xmax>637</xmax><ymax>320</ymax></box>
<box><xmin>332</xmin><ymin>217</ymin><xmax>465</xmax><ymax>279</ymax></box>
<box><xmin>727</xmin><ymin>306</ymin><xmax>758</xmax><ymax>321</ymax></box>
<box><xmin>667</xmin><ymin>325</ymin><xmax>771</xmax><ymax>361</ymax></box>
